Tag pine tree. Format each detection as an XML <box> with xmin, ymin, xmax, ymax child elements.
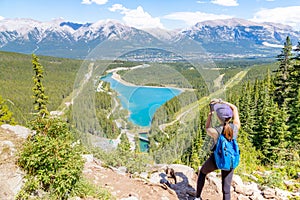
<box><xmin>0</xmin><ymin>96</ymin><xmax>16</xmax><ymax>125</ymax></box>
<box><xmin>32</xmin><ymin>54</ymin><xmax>49</xmax><ymax>118</ymax></box>
<box><xmin>134</xmin><ymin>135</ymin><xmax>141</xmax><ymax>153</ymax></box>
<box><xmin>117</xmin><ymin>133</ymin><xmax>131</xmax><ymax>155</ymax></box>
<box><xmin>252</xmin><ymin>78</ymin><xmax>261</xmax><ymax>142</ymax></box>
<box><xmin>236</xmin><ymin>129</ymin><xmax>259</xmax><ymax>173</ymax></box>
<box><xmin>274</xmin><ymin>36</ymin><xmax>294</xmax><ymax>106</ymax></box>
<box><xmin>287</xmin><ymin>42</ymin><xmax>300</xmax><ymax>143</ymax></box>
<box><xmin>239</xmin><ymin>82</ymin><xmax>256</xmax><ymax>137</ymax></box>
<box><xmin>289</xmin><ymin>88</ymin><xmax>300</xmax><ymax>146</ymax></box>
<box><xmin>259</xmin><ymin>106</ymin><xmax>272</xmax><ymax>164</ymax></box>
<box><xmin>190</xmin><ymin>131</ymin><xmax>202</xmax><ymax>170</ymax></box>
<box><xmin>289</xmin><ymin>41</ymin><xmax>300</xmax><ymax>98</ymax></box>
<box><xmin>270</xmin><ymin>102</ymin><xmax>290</xmax><ymax>164</ymax></box>
<box><xmin>253</xmin><ymin>80</ymin><xmax>266</xmax><ymax>149</ymax></box>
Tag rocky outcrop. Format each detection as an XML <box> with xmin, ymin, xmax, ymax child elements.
<box><xmin>1</xmin><ymin>125</ymin><xmax>299</xmax><ymax>200</ymax></box>
<box><xmin>1</xmin><ymin>124</ymin><xmax>31</xmax><ymax>139</ymax></box>
<box><xmin>136</xmin><ymin>164</ymin><xmax>300</xmax><ymax>200</ymax></box>
<box><xmin>0</xmin><ymin>125</ymin><xmax>31</xmax><ymax>200</ymax></box>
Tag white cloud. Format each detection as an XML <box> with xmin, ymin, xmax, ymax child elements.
<box><xmin>211</xmin><ymin>0</ymin><xmax>239</xmax><ymax>6</ymax></box>
<box><xmin>196</xmin><ymin>0</ymin><xmax>206</xmax><ymax>3</ymax></box>
<box><xmin>164</xmin><ymin>11</ymin><xmax>233</xmax><ymax>26</ymax></box>
<box><xmin>251</xmin><ymin>6</ymin><xmax>300</xmax><ymax>30</ymax></box>
<box><xmin>0</xmin><ymin>16</ymin><xmax>4</xmax><ymax>20</ymax></box>
<box><xmin>81</xmin><ymin>0</ymin><xmax>108</xmax><ymax>5</ymax></box>
<box><xmin>108</xmin><ymin>4</ymin><xmax>128</xmax><ymax>12</ymax></box>
<box><xmin>108</xmin><ymin>4</ymin><xmax>164</xmax><ymax>29</ymax></box>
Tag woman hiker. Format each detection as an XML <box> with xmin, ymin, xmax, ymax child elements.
<box><xmin>194</xmin><ymin>98</ymin><xmax>240</xmax><ymax>200</ymax></box>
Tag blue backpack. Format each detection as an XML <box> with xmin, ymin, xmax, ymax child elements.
<box><xmin>214</xmin><ymin>128</ymin><xmax>240</xmax><ymax>171</ymax></box>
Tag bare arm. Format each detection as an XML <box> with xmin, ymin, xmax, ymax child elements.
<box><xmin>206</xmin><ymin>112</ymin><xmax>218</xmax><ymax>141</ymax></box>
<box><xmin>205</xmin><ymin>112</ymin><xmax>213</xmax><ymax>129</ymax></box>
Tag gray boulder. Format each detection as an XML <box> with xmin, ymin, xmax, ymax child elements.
<box><xmin>1</xmin><ymin>124</ymin><xmax>31</xmax><ymax>139</ymax></box>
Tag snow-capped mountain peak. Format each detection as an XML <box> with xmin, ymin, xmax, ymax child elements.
<box><xmin>142</xmin><ymin>28</ymin><xmax>180</xmax><ymax>41</ymax></box>
<box><xmin>0</xmin><ymin>17</ymin><xmax>299</xmax><ymax>59</ymax></box>
<box><xmin>195</xmin><ymin>18</ymin><xmax>261</xmax><ymax>28</ymax></box>
<box><xmin>0</xmin><ymin>18</ymin><xmax>41</xmax><ymax>34</ymax></box>
<box><xmin>91</xmin><ymin>19</ymin><xmax>132</xmax><ymax>37</ymax></box>
<box><xmin>71</xmin><ymin>19</ymin><xmax>137</xmax><ymax>41</ymax></box>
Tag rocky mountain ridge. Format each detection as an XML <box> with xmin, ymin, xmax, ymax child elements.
<box><xmin>182</xmin><ymin>18</ymin><xmax>300</xmax><ymax>56</ymax></box>
<box><xmin>0</xmin><ymin>18</ymin><xmax>299</xmax><ymax>59</ymax></box>
<box><xmin>0</xmin><ymin>124</ymin><xmax>299</xmax><ymax>200</ymax></box>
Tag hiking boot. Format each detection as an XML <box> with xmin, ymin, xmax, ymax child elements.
<box><xmin>186</xmin><ymin>190</ymin><xmax>196</xmax><ymax>197</ymax></box>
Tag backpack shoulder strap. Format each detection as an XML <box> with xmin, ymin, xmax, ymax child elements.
<box><xmin>214</xmin><ymin>126</ymin><xmax>223</xmax><ymax>135</ymax></box>
<box><xmin>211</xmin><ymin>126</ymin><xmax>223</xmax><ymax>151</ymax></box>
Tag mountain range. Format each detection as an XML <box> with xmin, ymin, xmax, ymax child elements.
<box><xmin>0</xmin><ymin>18</ymin><xmax>299</xmax><ymax>60</ymax></box>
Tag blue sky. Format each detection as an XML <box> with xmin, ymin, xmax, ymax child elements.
<box><xmin>0</xmin><ymin>0</ymin><xmax>300</xmax><ymax>30</ymax></box>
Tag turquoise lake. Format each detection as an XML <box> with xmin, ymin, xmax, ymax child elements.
<box><xmin>101</xmin><ymin>73</ymin><xmax>182</xmax><ymax>127</ymax></box>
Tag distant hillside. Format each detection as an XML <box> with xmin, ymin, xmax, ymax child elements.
<box><xmin>0</xmin><ymin>51</ymin><xmax>82</xmax><ymax>124</ymax></box>
<box><xmin>0</xmin><ymin>50</ymin><xmax>275</xmax><ymax>125</ymax></box>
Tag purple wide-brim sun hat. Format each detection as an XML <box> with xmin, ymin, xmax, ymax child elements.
<box><xmin>213</xmin><ymin>103</ymin><xmax>233</xmax><ymax>122</ymax></box>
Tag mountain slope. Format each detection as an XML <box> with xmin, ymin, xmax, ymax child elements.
<box><xmin>0</xmin><ymin>18</ymin><xmax>299</xmax><ymax>59</ymax></box>
<box><xmin>181</xmin><ymin>18</ymin><xmax>300</xmax><ymax>56</ymax></box>
<box><xmin>0</xmin><ymin>18</ymin><xmax>162</xmax><ymax>59</ymax></box>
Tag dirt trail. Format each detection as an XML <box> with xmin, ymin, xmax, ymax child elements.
<box><xmin>83</xmin><ymin>160</ymin><xmax>232</xmax><ymax>200</ymax></box>
<box><xmin>83</xmin><ymin>161</ymin><xmax>179</xmax><ymax>200</ymax></box>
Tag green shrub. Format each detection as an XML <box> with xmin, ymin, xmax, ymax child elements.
<box><xmin>261</xmin><ymin>170</ymin><xmax>285</xmax><ymax>189</ymax></box>
<box><xmin>17</xmin><ymin>117</ymin><xmax>84</xmax><ymax>199</ymax></box>
<box><xmin>0</xmin><ymin>95</ymin><xmax>16</xmax><ymax>125</ymax></box>
<box><xmin>92</xmin><ymin>147</ymin><xmax>153</xmax><ymax>174</ymax></box>
<box><xmin>71</xmin><ymin>177</ymin><xmax>115</xmax><ymax>199</ymax></box>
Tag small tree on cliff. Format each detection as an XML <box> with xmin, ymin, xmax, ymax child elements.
<box><xmin>32</xmin><ymin>54</ymin><xmax>49</xmax><ymax>117</ymax></box>
<box><xmin>118</xmin><ymin>133</ymin><xmax>131</xmax><ymax>155</ymax></box>
<box><xmin>0</xmin><ymin>95</ymin><xmax>16</xmax><ymax>125</ymax></box>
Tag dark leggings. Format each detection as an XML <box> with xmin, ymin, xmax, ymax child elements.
<box><xmin>196</xmin><ymin>154</ymin><xmax>234</xmax><ymax>200</ymax></box>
